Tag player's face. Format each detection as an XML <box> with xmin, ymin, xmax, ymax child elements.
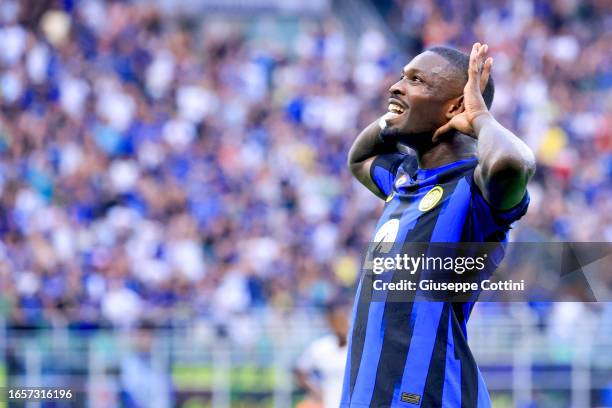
<box><xmin>328</xmin><ymin>308</ymin><xmax>349</xmax><ymax>340</ymax></box>
<box><xmin>384</xmin><ymin>51</ymin><xmax>463</xmax><ymax>148</ymax></box>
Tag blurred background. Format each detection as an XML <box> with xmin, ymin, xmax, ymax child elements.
<box><xmin>0</xmin><ymin>0</ymin><xmax>610</xmax><ymax>407</ymax></box>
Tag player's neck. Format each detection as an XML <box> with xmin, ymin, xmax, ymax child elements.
<box><xmin>415</xmin><ymin>134</ymin><xmax>476</xmax><ymax>169</ymax></box>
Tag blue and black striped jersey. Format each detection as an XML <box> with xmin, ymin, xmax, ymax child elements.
<box><xmin>341</xmin><ymin>153</ymin><xmax>530</xmax><ymax>408</ymax></box>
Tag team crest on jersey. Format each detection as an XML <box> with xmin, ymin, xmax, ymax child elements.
<box><xmin>372</xmin><ymin>218</ymin><xmax>399</xmax><ymax>254</ymax></box>
<box><xmin>419</xmin><ymin>185</ymin><xmax>444</xmax><ymax>212</ymax></box>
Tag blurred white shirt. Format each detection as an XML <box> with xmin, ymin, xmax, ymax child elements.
<box><xmin>297</xmin><ymin>334</ymin><xmax>347</xmax><ymax>408</ymax></box>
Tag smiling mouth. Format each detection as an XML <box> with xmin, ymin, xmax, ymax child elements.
<box><xmin>388</xmin><ymin>101</ymin><xmax>405</xmax><ymax>115</ymax></box>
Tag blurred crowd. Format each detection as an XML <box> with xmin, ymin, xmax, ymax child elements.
<box><xmin>0</xmin><ymin>0</ymin><xmax>610</xmax><ymax>329</ymax></box>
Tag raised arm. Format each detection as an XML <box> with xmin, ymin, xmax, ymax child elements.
<box><xmin>433</xmin><ymin>43</ymin><xmax>536</xmax><ymax>210</ymax></box>
<box><xmin>472</xmin><ymin>111</ymin><xmax>535</xmax><ymax>209</ymax></box>
<box><xmin>347</xmin><ymin>115</ymin><xmax>399</xmax><ymax>199</ymax></box>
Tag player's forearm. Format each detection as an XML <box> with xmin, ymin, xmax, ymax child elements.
<box><xmin>474</xmin><ymin>113</ymin><xmax>535</xmax><ymax>177</ymax></box>
<box><xmin>473</xmin><ymin>113</ymin><xmax>536</xmax><ymax>207</ymax></box>
<box><xmin>294</xmin><ymin>371</ymin><xmax>323</xmax><ymax>401</ymax></box>
<box><xmin>347</xmin><ymin>118</ymin><xmax>397</xmax><ymax>171</ymax></box>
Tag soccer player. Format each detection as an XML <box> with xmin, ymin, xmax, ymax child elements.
<box><xmin>295</xmin><ymin>301</ymin><xmax>350</xmax><ymax>408</ymax></box>
<box><xmin>341</xmin><ymin>43</ymin><xmax>535</xmax><ymax>407</ymax></box>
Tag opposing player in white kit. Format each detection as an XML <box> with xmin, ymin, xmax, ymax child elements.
<box><xmin>295</xmin><ymin>302</ymin><xmax>349</xmax><ymax>408</ymax></box>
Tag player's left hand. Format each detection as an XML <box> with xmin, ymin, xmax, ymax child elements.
<box><xmin>433</xmin><ymin>42</ymin><xmax>493</xmax><ymax>141</ymax></box>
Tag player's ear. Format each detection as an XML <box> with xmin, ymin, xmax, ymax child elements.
<box><xmin>445</xmin><ymin>95</ymin><xmax>464</xmax><ymax>119</ymax></box>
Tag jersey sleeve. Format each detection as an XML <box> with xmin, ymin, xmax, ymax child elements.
<box><xmin>296</xmin><ymin>340</ymin><xmax>319</xmax><ymax>373</ymax></box>
<box><xmin>296</xmin><ymin>336</ymin><xmax>335</xmax><ymax>374</ymax></box>
<box><xmin>468</xmin><ymin>173</ymin><xmax>530</xmax><ymax>240</ymax></box>
<box><xmin>369</xmin><ymin>152</ymin><xmax>406</xmax><ymax>198</ymax></box>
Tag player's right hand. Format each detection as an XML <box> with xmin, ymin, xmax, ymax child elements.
<box><xmin>432</xmin><ymin>42</ymin><xmax>493</xmax><ymax>141</ymax></box>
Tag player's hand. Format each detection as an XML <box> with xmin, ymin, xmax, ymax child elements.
<box><xmin>433</xmin><ymin>42</ymin><xmax>493</xmax><ymax>141</ymax></box>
